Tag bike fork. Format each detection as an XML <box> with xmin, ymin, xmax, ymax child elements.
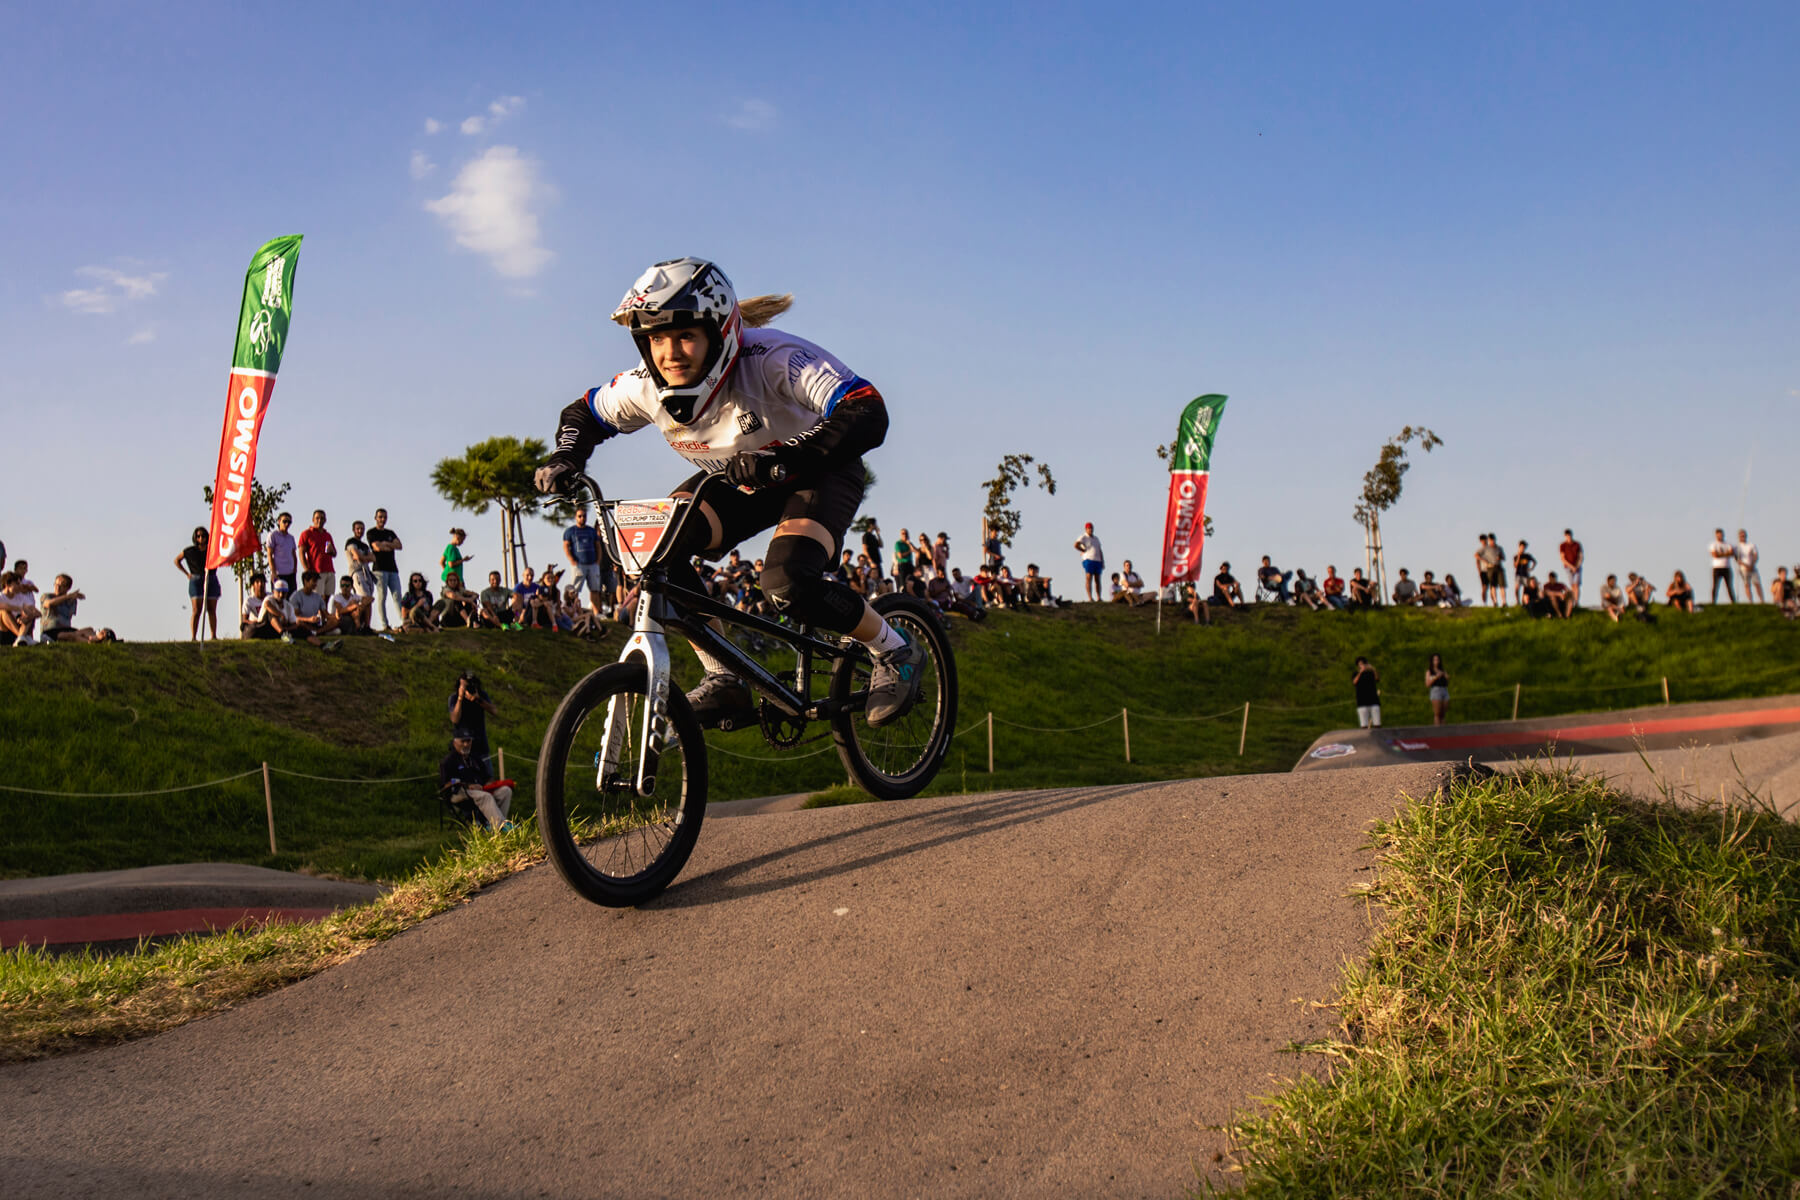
<box><xmin>600</xmin><ymin>588</ymin><xmax>674</xmax><ymax>797</ymax></box>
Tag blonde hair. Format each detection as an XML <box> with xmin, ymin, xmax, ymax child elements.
<box><xmin>738</xmin><ymin>293</ymin><xmax>793</xmax><ymax>327</ymax></box>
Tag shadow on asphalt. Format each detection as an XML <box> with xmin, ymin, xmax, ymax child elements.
<box><xmin>652</xmin><ymin>782</ymin><xmax>1167</xmax><ymax>909</ymax></box>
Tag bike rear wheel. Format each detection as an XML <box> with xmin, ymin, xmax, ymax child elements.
<box><xmin>829</xmin><ymin>593</ymin><xmax>957</xmax><ymax>800</ymax></box>
<box><xmin>536</xmin><ymin>661</ymin><xmax>707</xmax><ymax>907</ymax></box>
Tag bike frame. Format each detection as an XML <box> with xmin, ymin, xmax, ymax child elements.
<box><xmin>576</xmin><ymin>472</ymin><xmax>866</xmax><ymax>797</ymax></box>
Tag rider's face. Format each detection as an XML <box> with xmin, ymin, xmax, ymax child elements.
<box><xmin>649</xmin><ymin>327</ymin><xmax>709</xmax><ymax>387</ymax></box>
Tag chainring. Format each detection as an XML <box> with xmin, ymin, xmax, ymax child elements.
<box><xmin>759</xmin><ymin>701</ymin><xmax>809</xmax><ymax>749</ymax></box>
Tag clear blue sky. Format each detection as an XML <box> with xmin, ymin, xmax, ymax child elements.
<box><xmin>4</xmin><ymin>2</ymin><xmax>1796</xmax><ymax>640</ymax></box>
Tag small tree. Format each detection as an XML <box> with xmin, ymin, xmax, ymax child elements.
<box><xmin>431</xmin><ymin>436</ymin><xmax>560</xmax><ymax>587</ymax></box>
<box><xmin>981</xmin><ymin>453</ymin><xmax>1057</xmax><ymax>559</ymax></box>
<box><xmin>200</xmin><ymin>478</ymin><xmax>291</xmax><ymax>585</ymax></box>
<box><xmin>1352</xmin><ymin>425</ymin><xmax>1442</xmax><ymax>599</ymax></box>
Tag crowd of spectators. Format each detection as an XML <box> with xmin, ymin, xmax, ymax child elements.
<box><xmin>0</xmin><ymin>534</ymin><xmax>116</xmax><ymax>645</ymax></box>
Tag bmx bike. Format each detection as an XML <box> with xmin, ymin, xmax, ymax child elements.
<box><xmin>536</xmin><ymin>471</ymin><xmax>958</xmax><ymax>907</ymax></box>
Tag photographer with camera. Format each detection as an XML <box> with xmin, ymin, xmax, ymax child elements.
<box><xmin>448</xmin><ymin>670</ymin><xmax>499</xmax><ymax>770</ymax></box>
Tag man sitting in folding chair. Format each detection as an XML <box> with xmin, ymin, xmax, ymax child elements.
<box><xmin>438</xmin><ymin>728</ymin><xmax>516</xmax><ymax>832</ymax></box>
<box><xmin>1255</xmin><ymin>555</ymin><xmax>1293</xmax><ymax>604</ymax></box>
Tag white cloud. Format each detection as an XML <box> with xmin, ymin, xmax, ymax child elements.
<box><xmin>461</xmin><ymin>94</ymin><xmax>525</xmax><ymax>136</ymax></box>
<box><xmin>725</xmin><ymin>99</ymin><xmax>777</xmax><ymax>131</ymax></box>
<box><xmin>125</xmin><ymin>327</ymin><xmax>156</xmax><ymax>346</ymax></box>
<box><xmin>56</xmin><ymin>265</ymin><xmax>167</xmax><ymax>315</ymax></box>
<box><xmin>424</xmin><ymin>145</ymin><xmax>553</xmax><ymax>279</ymax></box>
<box><xmin>424</xmin><ymin>117</ymin><xmax>443</xmax><ymax>135</ymax></box>
<box><xmin>410</xmin><ymin>150</ymin><xmax>436</xmax><ymax>180</ymax></box>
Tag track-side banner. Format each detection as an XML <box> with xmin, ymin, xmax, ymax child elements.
<box><xmin>206</xmin><ymin>235</ymin><xmax>303</xmax><ymax>569</ymax></box>
<box><xmin>1159</xmin><ymin>393</ymin><xmax>1227</xmax><ymax>587</ymax></box>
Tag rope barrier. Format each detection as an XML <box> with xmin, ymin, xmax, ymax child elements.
<box><xmin>705</xmin><ymin>740</ymin><xmax>838</xmax><ymax>761</ymax></box>
<box><xmin>992</xmin><ymin>712</ymin><xmax>1123</xmax><ymax>733</ymax></box>
<box><xmin>266</xmin><ymin>768</ymin><xmax>438</xmax><ymax>784</ymax></box>
<box><xmin>1128</xmin><ymin>705</ymin><xmax>1247</xmax><ymax>723</ymax></box>
<box><xmin>0</xmin><ymin>769</ymin><xmax>264</xmax><ymax>798</ymax></box>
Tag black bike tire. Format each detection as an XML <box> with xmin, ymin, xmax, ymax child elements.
<box><xmin>536</xmin><ymin>661</ymin><xmax>707</xmax><ymax>907</ymax></box>
<box><xmin>829</xmin><ymin>593</ymin><xmax>958</xmax><ymax>800</ymax></box>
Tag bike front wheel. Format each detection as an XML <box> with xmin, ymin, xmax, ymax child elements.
<box><xmin>536</xmin><ymin>661</ymin><xmax>707</xmax><ymax>907</ymax></box>
<box><xmin>829</xmin><ymin>593</ymin><xmax>958</xmax><ymax>800</ymax></box>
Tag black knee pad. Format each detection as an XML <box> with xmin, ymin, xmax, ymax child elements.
<box><xmin>761</xmin><ymin>536</ymin><xmax>864</xmax><ymax>633</ymax></box>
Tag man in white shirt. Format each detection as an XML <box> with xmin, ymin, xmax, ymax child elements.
<box><xmin>1073</xmin><ymin>522</ymin><xmax>1105</xmax><ymax>601</ymax></box>
<box><xmin>1736</xmin><ymin>528</ymin><xmax>1765</xmax><ymax>604</ymax></box>
<box><xmin>1119</xmin><ymin>558</ymin><xmax>1147</xmax><ymax>606</ymax></box>
<box><xmin>1708</xmin><ymin>528</ymin><xmax>1737</xmax><ymax>605</ymax></box>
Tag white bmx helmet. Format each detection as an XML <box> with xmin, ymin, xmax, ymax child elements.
<box><xmin>611</xmin><ymin>257</ymin><xmax>742</xmax><ymax>424</ymax></box>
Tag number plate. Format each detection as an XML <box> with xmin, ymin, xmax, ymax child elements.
<box><xmin>612</xmin><ymin>498</ymin><xmax>678</xmax><ymax>578</ymax></box>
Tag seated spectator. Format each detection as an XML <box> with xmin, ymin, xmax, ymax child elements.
<box><xmin>1321</xmin><ymin>565</ymin><xmax>1349</xmax><ymax>611</ymax></box>
<box><xmin>1391</xmin><ymin>568</ymin><xmax>1420</xmax><ymax>607</ymax></box>
<box><xmin>994</xmin><ymin>565</ymin><xmax>1026</xmax><ymax>610</ymax></box>
<box><xmin>438</xmin><ymin>728</ymin><xmax>515</xmax><ymax>831</ymax></box>
<box><xmin>1541</xmin><ymin>570</ymin><xmax>1574</xmax><ymax>618</ymax></box>
<box><xmin>266</xmin><ymin>578</ymin><xmax>317</xmax><ymax>642</ymax></box>
<box><xmin>1183</xmin><ymin>580</ymin><xmax>1211</xmax><ymax>625</ymax></box>
<box><xmin>1599</xmin><ymin>573</ymin><xmax>1625</xmax><ymax>623</ymax></box>
<box><xmin>1667</xmin><ymin>570</ymin><xmax>1695</xmax><ymax>612</ymax></box>
<box><xmin>402</xmin><ymin>572</ymin><xmax>439</xmax><ymax>632</ymax></box>
<box><xmin>1441</xmin><ymin>573</ymin><xmax>1466</xmax><ymax>608</ymax></box>
<box><xmin>1211</xmin><ymin>563</ymin><xmax>1244</xmax><ymax>608</ymax></box>
<box><xmin>1417</xmin><ymin>571</ymin><xmax>1446</xmax><ymax>606</ymax></box>
<box><xmin>1346</xmin><ymin>568</ymin><xmax>1377</xmax><ymax>609</ymax></box>
<box><xmin>1118</xmin><ymin>560</ymin><xmax>1147</xmax><ymax>607</ymax></box>
<box><xmin>242</xmin><ymin>575</ymin><xmax>279</xmax><ymax>639</ymax></box>
<box><xmin>1256</xmin><ymin>556</ymin><xmax>1292</xmax><ymax>602</ymax></box>
<box><xmin>290</xmin><ymin>571</ymin><xmax>332</xmax><ymax>637</ymax></box>
<box><xmin>0</xmin><ymin>572</ymin><xmax>42</xmax><ymax>648</ymax></box>
<box><xmin>1022</xmin><ymin>563</ymin><xmax>1058</xmax><ymax>606</ymax></box>
<box><xmin>38</xmin><ymin>575</ymin><xmax>99</xmax><ymax>642</ymax></box>
<box><xmin>329</xmin><ymin>574</ymin><xmax>373</xmax><ymax>634</ymax></box>
<box><xmin>1519</xmin><ymin>574</ymin><xmax>1547</xmax><ymax>617</ymax></box>
<box><xmin>1108</xmin><ymin>572</ymin><xmax>1125</xmax><ymax>603</ymax></box>
<box><xmin>949</xmin><ymin>567</ymin><xmax>985</xmax><ymax>615</ymax></box>
<box><xmin>513</xmin><ymin>567</ymin><xmax>551</xmax><ymax>629</ymax></box>
<box><xmin>477</xmin><ymin>570</ymin><xmax>514</xmax><ymax>628</ymax></box>
<box><xmin>1291</xmin><ymin>569</ymin><xmax>1325</xmax><ymax>611</ymax></box>
<box><xmin>435</xmin><ymin>573</ymin><xmax>478</xmax><ymax>628</ymax></box>
<box><xmin>1625</xmin><ymin>572</ymin><xmax>1656</xmax><ymax>621</ymax></box>
<box><xmin>563</xmin><ymin>584</ymin><xmax>608</xmax><ymax>637</ymax></box>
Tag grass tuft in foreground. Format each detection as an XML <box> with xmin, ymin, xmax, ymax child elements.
<box><xmin>0</xmin><ymin>823</ymin><xmax>544</xmax><ymax>1063</ymax></box>
<box><xmin>1210</xmin><ymin>769</ymin><xmax>1800</xmax><ymax>1196</ymax></box>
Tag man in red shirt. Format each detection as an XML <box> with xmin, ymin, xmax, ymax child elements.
<box><xmin>298</xmin><ymin>509</ymin><xmax>339</xmax><ymax>598</ymax></box>
<box><xmin>1558</xmin><ymin>528</ymin><xmax>1584</xmax><ymax>608</ymax></box>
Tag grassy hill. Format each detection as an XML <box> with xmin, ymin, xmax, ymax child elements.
<box><xmin>2</xmin><ymin>603</ymin><xmax>1794</xmax><ymax>880</ymax></box>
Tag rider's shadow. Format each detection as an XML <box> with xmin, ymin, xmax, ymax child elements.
<box><xmin>648</xmin><ymin>783</ymin><xmax>1167</xmax><ymax>908</ymax></box>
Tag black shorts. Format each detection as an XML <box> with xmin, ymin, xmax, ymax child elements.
<box><xmin>674</xmin><ymin>458</ymin><xmax>866</xmax><ymax>559</ymax></box>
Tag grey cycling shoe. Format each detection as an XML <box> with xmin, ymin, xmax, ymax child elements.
<box><xmin>865</xmin><ymin>640</ymin><xmax>925</xmax><ymax>728</ymax></box>
<box><xmin>686</xmin><ymin>672</ymin><xmax>758</xmax><ymax>732</ymax></box>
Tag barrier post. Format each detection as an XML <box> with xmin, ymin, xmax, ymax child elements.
<box><xmin>1122</xmin><ymin>708</ymin><xmax>1131</xmax><ymax>763</ymax></box>
<box><xmin>1512</xmin><ymin>683</ymin><xmax>1521</xmax><ymax>721</ymax></box>
<box><xmin>987</xmin><ymin>712</ymin><xmax>994</xmax><ymax>774</ymax></box>
<box><xmin>498</xmin><ymin>746</ymin><xmax>506</xmax><ymax>780</ymax></box>
<box><xmin>1238</xmin><ymin>701</ymin><xmax>1250</xmax><ymax>756</ymax></box>
<box><xmin>262</xmin><ymin>761</ymin><xmax>277</xmax><ymax>854</ymax></box>
<box><xmin>1662</xmin><ymin>677</ymin><xmax>1670</xmax><ymax>705</ymax></box>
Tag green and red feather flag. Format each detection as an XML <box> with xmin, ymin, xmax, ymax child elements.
<box><xmin>1159</xmin><ymin>393</ymin><xmax>1227</xmax><ymax>587</ymax></box>
<box><xmin>205</xmin><ymin>235</ymin><xmax>303</xmax><ymax>569</ymax></box>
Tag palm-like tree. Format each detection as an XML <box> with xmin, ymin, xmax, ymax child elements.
<box><xmin>431</xmin><ymin>436</ymin><xmax>566</xmax><ymax>586</ymax></box>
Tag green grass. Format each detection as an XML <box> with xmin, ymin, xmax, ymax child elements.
<box><xmin>1207</xmin><ymin>769</ymin><xmax>1800</xmax><ymax>1196</ymax></box>
<box><xmin>0</xmin><ymin>820</ymin><xmax>545</xmax><ymax>1062</ymax></box>
<box><xmin>2</xmin><ymin>605</ymin><xmax>1794</xmax><ymax>881</ymax></box>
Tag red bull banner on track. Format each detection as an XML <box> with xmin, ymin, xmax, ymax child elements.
<box><xmin>206</xmin><ymin>235</ymin><xmax>303</xmax><ymax>569</ymax></box>
<box><xmin>1159</xmin><ymin>393</ymin><xmax>1227</xmax><ymax>587</ymax></box>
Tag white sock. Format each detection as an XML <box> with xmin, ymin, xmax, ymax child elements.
<box><xmin>692</xmin><ymin>645</ymin><xmax>733</xmax><ymax>676</ymax></box>
<box><xmin>860</xmin><ymin>619</ymin><xmax>906</xmax><ymax>655</ymax></box>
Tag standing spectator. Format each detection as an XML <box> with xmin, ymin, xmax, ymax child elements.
<box><xmin>1599</xmin><ymin>574</ymin><xmax>1625</xmax><ymax>623</ymax></box>
<box><xmin>1481</xmin><ymin>533</ymin><xmax>1506</xmax><ymax>607</ymax></box>
<box><xmin>298</xmin><ymin>510</ymin><xmax>338</xmax><ymax>597</ymax></box>
<box><xmin>441</xmin><ymin>528</ymin><xmax>472</xmax><ymax>589</ymax></box>
<box><xmin>981</xmin><ymin>519</ymin><xmax>1005</xmax><ymax>574</ymax></box>
<box><xmin>1321</xmin><ymin>565</ymin><xmax>1348</xmax><ymax>610</ymax></box>
<box><xmin>1474</xmin><ymin>534</ymin><xmax>1496</xmax><ymax>605</ymax></box>
<box><xmin>0</xmin><ymin>571</ymin><xmax>41</xmax><ymax>645</ymax></box>
<box><xmin>860</xmin><ymin>520</ymin><xmax>884</xmax><ymax>580</ymax></box>
<box><xmin>1707</xmin><ymin>529</ymin><xmax>1737</xmax><ymax>604</ymax></box>
<box><xmin>1425</xmin><ymin>653</ymin><xmax>1450</xmax><ymax>725</ymax></box>
<box><xmin>1558</xmin><ymin>529</ymin><xmax>1584</xmax><ymax>607</ymax></box>
<box><xmin>439</xmin><ymin>729</ymin><xmax>514</xmax><ymax>832</ymax></box>
<box><xmin>449</xmin><ymin>671</ymin><xmax>499</xmax><ymax>768</ymax></box>
<box><xmin>892</xmin><ymin>527</ymin><xmax>915</xmax><ymax>591</ymax></box>
<box><xmin>1541</xmin><ymin>571</ymin><xmax>1574</xmax><ymax>619</ymax></box>
<box><xmin>1352</xmin><ymin>657</ymin><xmax>1382</xmax><ymax>729</ymax></box>
<box><xmin>1668</xmin><ymin>569</ymin><xmax>1696</xmax><ymax>613</ymax></box>
<box><xmin>932</xmin><ymin>532</ymin><xmax>951</xmax><ymax>580</ymax></box>
<box><xmin>1773</xmin><ymin>566</ymin><xmax>1797</xmax><ymax>617</ymax></box>
<box><xmin>176</xmin><ymin>526</ymin><xmax>221</xmax><ymax>640</ymax></box>
<box><xmin>1511</xmin><ymin>541</ymin><xmax>1536</xmax><ymax>605</ymax></box>
<box><xmin>343</xmin><ymin>519</ymin><xmax>375</xmax><ymax>602</ymax></box>
<box><xmin>1736</xmin><ymin>529</ymin><xmax>1765</xmax><ymax>604</ymax></box>
<box><xmin>563</xmin><ymin>507</ymin><xmax>606</xmax><ymax>615</ymax></box>
<box><xmin>367</xmin><ymin>509</ymin><xmax>404</xmax><ymax>631</ymax></box>
<box><xmin>267</xmin><ymin>512</ymin><xmax>299</xmax><ymax>593</ymax></box>
<box><xmin>913</xmin><ymin>530</ymin><xmax>935</xmax><ymax>581</ymax></box>
<box><xmin>40</xmin><ymin>575</ymin><xmax>98</xmax><ymax>642</ymax></box>
<box><xmin>1073</xmin><ymin>522</ymin><xmax>1105</xmax><ymax>601</ymax></box>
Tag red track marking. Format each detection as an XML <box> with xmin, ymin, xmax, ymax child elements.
<box><xmin>1386</xmin><ymin>706</ymin><xmax>1800</xmax><ymax>753</ymax></box>
<box><xmin>0</xmin><ymin>906</ymin><xmax>337</xmax><ymax>949</ymax></box>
